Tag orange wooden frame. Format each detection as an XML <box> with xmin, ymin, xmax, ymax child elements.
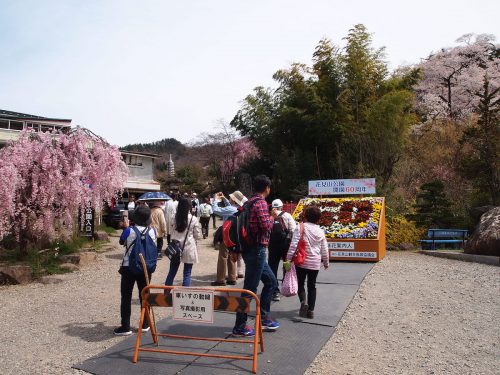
<box><xmin>132</xmin><ymin>285</ymin><xmax>264</xmax><ymax>374</ymax></box>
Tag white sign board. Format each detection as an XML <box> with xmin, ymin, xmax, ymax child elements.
<box><xmin>328</xmin><ymin>242</ymin><xmax>355</xmax><ymax>250</ymax></box>
<box><xmin>308</xmin><ymin>178</ymin><xmax>376</xmax><ymax>196</ymax></box>
<box><xmin>172</xmin><ymin>288</ymin><xmax>214</xmax><ymax>324</ymax></box>
<box><xmin>330</xmin><ymin>251</ymin><xmax>377</xmax><ymax>259</ymax></box>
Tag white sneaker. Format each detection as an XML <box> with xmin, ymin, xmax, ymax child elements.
<box><xmin>141</xmin><ymin>326</ymin><xmax>150</xmax><ymax>333</ymax></box>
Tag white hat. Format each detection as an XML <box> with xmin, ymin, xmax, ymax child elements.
<box><xmin>229</xmin><ymin>190</ymin><xmax>248</xmax><ymax>207</ymax></box>
<box><xmin>272</xmin><ymin>199</ymin><xmax>283</xmax><ymax>208</ymax></box>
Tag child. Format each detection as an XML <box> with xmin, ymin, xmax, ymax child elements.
<box><xmin>114</xmin><ymin>205</ymin><xmax>157</xmax><ymax>336</ymax></box>
<box><xmin>286</xmin><ymin>206</ymin><xmax>329</xmax><ymax>319</ymax></box>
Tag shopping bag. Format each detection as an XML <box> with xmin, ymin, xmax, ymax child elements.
<box><xmin>281</xmin><ymin>263</ymin><xmax>298</xmax><ymax>297</ymax></box>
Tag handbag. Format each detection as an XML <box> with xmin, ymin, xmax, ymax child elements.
<box><xmin>292</xmin><ymin>223</ymin><xmax>307</xmax><ymax>266</ymax></box>
<box><xmin>281</xmin><ymin>263</ymin><xmax>298</xmax><ymax>297</ymax></box>
<box><xmin>165</xmin><ymin>216</ymin><xmax>193</xmax><ymax>261</ymax></box>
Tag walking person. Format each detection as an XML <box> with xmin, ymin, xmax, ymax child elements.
<box><xmin>149</xmin><ymin>201</ymin><xmax>167</xmax><ymax>259</ymax></box>
<box><xmin>164</xmin><ymin>197</ymin><xmax>202</xmax><ymax>287</ymax></box>
<box><xmin>199</xmin><ymin>197</ymin><xmax>213</xmax><ymax>239</ymax></box>
<box><xmin>268</xmin><ymin>199</ymin><xmax>296</xmax><ymax>301</ymax></box>
<box><xmin>232</xmin><ymin>175</ymin><xmax>279</xmax><ymax>337</ymax></box>
<box><xmin>114</xmin><ymin>205</ymin><xmax>156</xmax><ymax>336</ymax></box>
<box><xmin>210</xmin><ymin>191</ymin><xmax>247</xmax><ymax>286</ymax></box>
<box><xmin>164</xmin><ymin>194</ymin><xmax>178</xmax><ymax>245</ymax></box>
<box><xmin>286</xmin><ymin>206</ymin><xmax>329</xmax><ymax>319</ymax></box>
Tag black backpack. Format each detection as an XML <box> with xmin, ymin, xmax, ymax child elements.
<box><xmin>269</xmin><ymin>212</ymin><xmax>290</xmax><ymax>253</ymax></box>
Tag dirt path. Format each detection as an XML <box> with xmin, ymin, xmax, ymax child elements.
<box><xmin>1</xmin><ymin>241</ymin><xmax>498</xmax><ymax>375</ymax></box>
<box><xmin>305</xmin><ymin>252</ymin><xmax>500</xmax><ymax>375</ymax></box>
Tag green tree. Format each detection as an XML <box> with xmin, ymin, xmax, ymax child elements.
<box><xmin>459</xmin><ymin>76</ymin><xmax>500</xmax><ymax>205</ymax></box>
<box><xmin>409</xmin><ymin>180</ymin><xmax>457</xmax><ymax>227</ymax></box>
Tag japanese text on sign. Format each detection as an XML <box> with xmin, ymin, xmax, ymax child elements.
<box><xmin>173</xmin><ymin>288</ymin><xmax>214</xmax><ymax>323</ymax></box>
<box><xmin>328</xmin><ymin>242</ymin><xmax>355</xmax><ymax>250</ymax></box>
<box><xmin>308</xmin><ymin>178</ymin><xmax>376</xmax><ymax>196</ymax></box>
<box><xmin>330</xmin><ymin>251</ymin><xmax>377</xmax><ymax>258</ymax></box>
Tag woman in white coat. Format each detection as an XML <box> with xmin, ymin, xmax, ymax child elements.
<box><xmin>165</xmin><ymin>197</ymin><xmax>202</xmax><ymax>286</ymax></box>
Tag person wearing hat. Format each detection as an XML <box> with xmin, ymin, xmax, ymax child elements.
<box><xmin>268</xmin><ymin>199</ymin><xmax>296</xmax><ymax>301</ymax></box>
<box><xmin>114</xmin><ymin>205</ymin><xmax>157</xmax><ymax>336</ymax></box>
<box><xmin>210</xmin><ymin>190</ymin><xmax>247</xmax><ymax>286</ymax></box>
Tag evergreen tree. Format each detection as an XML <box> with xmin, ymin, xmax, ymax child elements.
<box><xmin>410</xmin><ymin>180</ymin><xmax>456</xmax><ymax>227</ymax></box>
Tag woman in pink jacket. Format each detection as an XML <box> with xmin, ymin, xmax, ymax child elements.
<box><xmin>286</xmin><ymin>206</ymin><xmax>329</xmax><ymax>319</ymax></box>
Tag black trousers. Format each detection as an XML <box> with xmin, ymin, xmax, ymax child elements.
<box><xmin>211</xmin><ymin>214</ymin><xmax>216</xmax><ymax>229</ymax></box>
<box><xmin>268</xmin><ymin>245</ymin><xmax>285</xmax><ymax>294</ymax></box>
<box><xmin>119</xmin><ymin>266</ymin><xmax>151</xmax><ymax>330</ymax></box>
<box><xmin>200</xmin><ymin>217</ymin><xmax>210</xmax><ymax>237</ymax></box>
<box><xmin>296</xmin><ymin>266</ymin><xmax>319</xmax><ymax>311</ymax></box>
<box><xmin>157</xmin><ymin>237</ymin><xmax>164</xmax><ymax>254</ymax></box>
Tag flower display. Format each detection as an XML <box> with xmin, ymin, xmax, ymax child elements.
<box><xmin>293</xmin><ymin>197</ymin><xmax>383</xmax><ymax>239</ymax></box>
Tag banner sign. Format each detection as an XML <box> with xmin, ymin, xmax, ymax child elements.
<box><xmin>173</xmin><ymin>288</ymin><xmax>214</xmax><ymax>324</ymax></box>
<box><xmin>308</xmin><ymin>178</ymin><xmax>376</xmax><ymax>196</ymax></box>
<box><xmin>330</xmin><ymin>251</ymin><xmax>377</xmax><ymax>259</ymax></box>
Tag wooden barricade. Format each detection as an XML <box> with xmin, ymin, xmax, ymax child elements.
<box><xmin>133</xmin><ymin>285</ymin><xmax>264</xmax><ymax>374</ymax></box>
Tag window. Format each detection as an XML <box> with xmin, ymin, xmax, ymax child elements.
<box><xmin>0</xmin><ymin>120</ymin><xmax>8</xmax><ymax>129</ymax></box>
<box><xmin>9</xmin><ymin>121</ymin><xmax>24</xmax><ymax>131</ymax></box>
<box><xmin>27</xmin><ymin>123</ymin><xmax>40</xmax><ymax>132</ymax></box>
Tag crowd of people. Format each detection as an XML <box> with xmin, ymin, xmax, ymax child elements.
<box><xmin>114</xmin><ymin>175</ymin><xmax>329</xmax><ymax>338</ymax></box>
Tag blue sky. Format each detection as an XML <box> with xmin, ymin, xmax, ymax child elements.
<box><xmin>0</xmin><ymin>0</ymin><xmax>498</xmax><ymax>146</ymax></box>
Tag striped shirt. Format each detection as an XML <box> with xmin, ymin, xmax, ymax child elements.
<box><xmin>286</xmin><ymin>222</ymin><xmax>329</xmax><ymax>270</ymax></box>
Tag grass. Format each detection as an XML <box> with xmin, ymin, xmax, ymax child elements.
<box><xmin>97</xmin><ymin>223</ymin><xmax>119</xmax><ymax>235</ymax></box>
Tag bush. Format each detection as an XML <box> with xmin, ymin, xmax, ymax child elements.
<box><xmin>386</xmin><ymin>215</ymin><xmax>424</xmax><ymax>247</ymax></box>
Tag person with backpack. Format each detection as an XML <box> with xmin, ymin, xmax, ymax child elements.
<box><xmin>268</xmin><ymin>199</ymin><xmax>296</xmax><ymax>301</ymax></box>
<box><xmin>114</xmin><ymin>205</ymin><xmax>157</xmax><ymax>336</ymax></box>
<box><xmin>286</xmin><ymin>206</ymin><xmax>329</xmax><ymax>319</ymax></box>
<box><xmin>232</xmin><ymin>175</ymin><xmax>280</xmax><ymax>337</ymax></box>
<box><xmin>198</xmin><ymin>197</ymin><xmax>213</xmax><ymax>239</ymax></box>
<box><xmin>164</xmin><ymin>197</ymin><xmax>202</xmax><ymax>287</ymax></box>
<box><xmin>210</xmin><ymin>190</ymin><xmax>247</xmax><ymax>286</ymax></box>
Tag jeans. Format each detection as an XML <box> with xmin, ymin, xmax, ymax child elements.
<box><xmin>165</xmin><ymin>258</ymin><xmax>193</xmax><ymax>287</ymax></box>
<box><xmin>296</xmin><ymin>266</ymin><xmax>319</xmax><ymax>311</ymax></box>
<box><xmin>234</xmin><ymin>246</ymin><xmax>277</xmax><ymax>330</ymax></box>
<box><xmin>120</xmin><ymin>266</ymin><xmax>151</xmax><ymax>330</ymax></box>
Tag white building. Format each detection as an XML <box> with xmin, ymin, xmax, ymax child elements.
<box><xmin>121</xmin><ymin>150</ymin><xmax>161</xmax><ymax>194</ymax></box>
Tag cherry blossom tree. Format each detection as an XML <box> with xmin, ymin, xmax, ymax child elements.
<box><xmin>0</xmin><ymin>128</ymin><xmax>128</xmax><ymax>255</ymax></box>
<box><xmin>415</xmin><ymin>34</ymin><xmax>500</xmax><ymax>122</ymax></box>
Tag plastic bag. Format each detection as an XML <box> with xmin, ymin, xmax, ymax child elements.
<box><xmin>281</xmin><ymin>263</ymin><xmax>298</xmax><ymax>297</ymax></box>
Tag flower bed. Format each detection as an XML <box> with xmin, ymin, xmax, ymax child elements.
<box><xmin>292</xmin><ymin>197</ymin><xmax>383</xmax><ymax>239</ymax></box>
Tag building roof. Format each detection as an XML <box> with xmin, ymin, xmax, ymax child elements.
<box><xmin>120</xmin><ymin>150</ymin><xmax>162</xmax><ymax>158</ymax></box>
<box><xmin>0</xmin><ymin>109</ymin><xmax>72</xmax><ymax>123</ymax></box>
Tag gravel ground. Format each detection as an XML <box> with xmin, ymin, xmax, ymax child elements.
<box><xmin>305</xmin><ymin>251</ymin><xmax>500</xmax><ymax>375</ymax></box>
<box><xmin>1</xmin><ymin>239</ymin><xmax>498</xmax><ymax>375</ymax></box>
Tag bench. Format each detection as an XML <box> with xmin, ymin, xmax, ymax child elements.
<box><xmin>418</xmin><ymin>229</ymin><xmax>468</xmax><ymax>250</ymax></box>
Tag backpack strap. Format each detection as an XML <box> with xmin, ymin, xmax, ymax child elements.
<box><xmin>181</xmin><ymin>216</ymin><xmax>194</xmax><ymax>250</ymax></box>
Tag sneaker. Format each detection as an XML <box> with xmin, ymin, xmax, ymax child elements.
<box><xmin>262</xmin><ymin>319</ymin><xmax>280</xmax><ymax>331</ymax></box>
<box><xmin>299</xmin><ymin>303</ymin><xmax>308</xmax><ymax>318</ymax></box>
<box><xmin>226</xmin><ymin>280</ymin><xmax>237</xmax><ymax>285</ymax></box>
<box><xmin>232</xmin><ymin>325</ymin><xmax>255</xmax><ymax>337</ymax></box>
<box><xmin>272</xmin><ymin>292</ymin><xmax>281</xmax><ymax>301</ymax></box>
<box><xmin>306</xmin><ymin>310</ymin><xmax>314</xmax><ymax>319</ymax></box>
<box><xmin>237</xmin><ymin>274</ymin><xmax>244</xmax><ymax>279</ymax></box>
<box><xmin>113</xmin><ymin>326</ymin><xmax>132</xmax><ymax>336</ymax></box>
<box><xmin>141</xmin><ymin>326</ymin><xmax>150</xmax><ymax>332</ymax></box>
<box><xmin>211</xmin><ymin>281</ymin><xmax>226</xmax><ymax>286</ymax></box>
<box><xmin>157</xmin><ymin>252</ymin><xmax>163</xmax><ymax>260</ymax></box>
